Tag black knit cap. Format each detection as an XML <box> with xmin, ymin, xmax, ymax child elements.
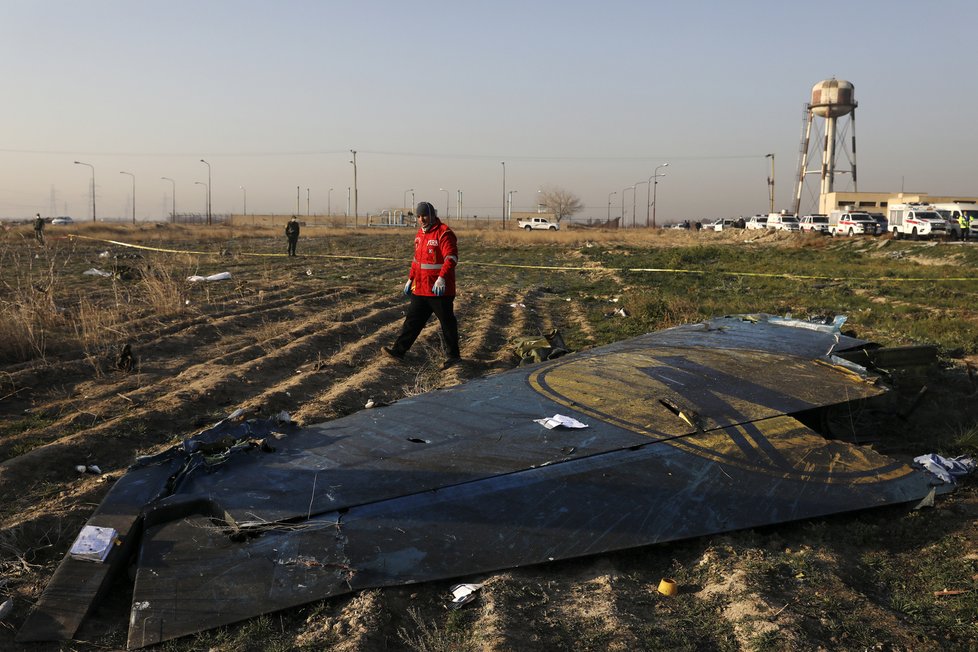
<box><xmin>416</xmin><ymin>201</ymin><xmax>437</xmax><ymax>218</ymax></box>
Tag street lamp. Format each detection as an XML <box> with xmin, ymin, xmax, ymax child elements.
<box><xmin>456</xmin><ymin>189</ymin><xmax>463</xmax><ymax>220</ymax></box>
<box><xmin>765</xmin><ymin>153</ymin><xmax>775</xmax><ymax>213</ymax></box>
<box><xmin>328</xmin><ymin>187</ymin><xmax>333</xmax><ymax>217</ymax></box>
<box><xmin>508</xmin><ymin>190</ymin><xmax>518</xmax><ymax>221</ymax></box>
<box><xmin>239</xmin><ymin>186</ymin><xmax>246</xmax><ymax>216</ymax></box>
<box><xmin>349</xmin><ymin>149</ymin><xmax>358</xmax><ymax>225</ymax></box>
<box><xmin>501</xmin><ymin>161</ymin><xmax>506</xmax><ymax>229</ymax></box>
<box><xmin>607</xmin><ymin>191</ymin><xmax>617</xmax><ymax>222</ymax></box>
<box><xmin>120</xmin><ymin>171</ymin><xmax>135</xmax><ymax>224</ymax></box>
<box><xmin>161</xmin><ymin>177</ymin><xmax>176</xmax><ymax>222</ymax></box>
<box><xmin>621</xmin><ymin>185</ymin><xmax>635</xmax><ymax>229</ymax></box>
<box><xmin>306</xmin><ymin>188</ymin><xmax>310</xmax><ymax>216</ymax></box>
<box><xmin>651</xmin><ymin>162</ymin><xmax>669</xmax><ymax>229</ymax></box>
<box><xmin>439</xmin><ymin>188</ymin><xmax>449</xmax><ymax>218</ymax></box>
<box><xmin>200</xmin><ymin>159</ymin><xmax>211</xmax><ymax>225</ymax></box>
<box><xmin>74</xmin><ymin>161</ymin><xmax>96</xmax><ymax>222</ymax></box>
<box><xmin>194</xmin><ymin>181</ymin><xmax>208</xmax><ymax>221</ymax></box>
<box><xmin>403</xmin><ymin>188</ymin><xmax>414</xmax><ymax>210</ymax></box>
<box><xmin>633</xmin><ymin>180</ymin><xmax>649</xmax><ymax>228</ymax></box>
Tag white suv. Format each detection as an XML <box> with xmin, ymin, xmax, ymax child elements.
<box><xmin>799</xmin><ymin>214</ymin><xmax>829</xmax><ymax>234</ymax></box>
<box><xmin>767</xmin><ymin>213</ymin><xmax>800</xmax><ymax>232</ymax></box>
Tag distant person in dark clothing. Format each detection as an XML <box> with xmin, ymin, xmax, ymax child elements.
<box><xmin>285</xmin><ymin>216</ymin><xmax>300</xmax><ymax>256</ymax></box>
<box><xmin>34</xmin><ymin>213</ymin><xmax>44</xmax><ymax>243</ymax></box>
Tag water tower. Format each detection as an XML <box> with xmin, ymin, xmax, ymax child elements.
<box><xmin>793</xmin><ymin>79</ymin><xmax>857</xmax><ymax>215</ymax></box>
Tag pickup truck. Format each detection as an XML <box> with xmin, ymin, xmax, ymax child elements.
<box><xmin>517</xmin><ymin>217</ymin><xmax>559</xmax><ymax>231</ymax></box>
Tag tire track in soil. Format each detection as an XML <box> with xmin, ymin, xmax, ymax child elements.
<box><xmin>0</xmin><ymin>287</ymin><xmax>391</xmax><ymax>461</ymax></box>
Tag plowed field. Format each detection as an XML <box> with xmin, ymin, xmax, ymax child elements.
<box><xmin>2</xmin><ymin>224</ymin><xmax>976</xmax><ymax>651</ymax></box>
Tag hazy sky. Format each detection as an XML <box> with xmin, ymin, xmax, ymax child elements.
<box><xmin>3</xmin><ymin>0</ymin><xmax>977</xmax><ymax>222</ymax></box>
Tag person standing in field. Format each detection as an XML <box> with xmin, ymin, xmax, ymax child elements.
<box><xmin>33</xmin><ymin>213</ymin><xmax>44</xmax><ymax>244</ymax></box>
<box><xmin>382</xmin><ymin>201</ymin><xmax>461</xmax><ymax>369</ymax></box>
<box><xmin>285</xmin><ymin>216</ymin><xmax>300</xmax><ymax>256</ymax></box>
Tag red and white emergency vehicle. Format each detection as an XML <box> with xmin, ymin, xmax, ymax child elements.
<box><xmin>887</xmin><ymin>203</ymin><xmax>948</xmax><ymax>240</ymax></box>
<box><xmin>828</xmin><ymin>210</ymin><xmax>881</xmax><ymax>236</ymax></box>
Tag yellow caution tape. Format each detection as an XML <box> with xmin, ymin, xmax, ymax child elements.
<box><xmin>66</xmin><ymin>234</ymin><xmax>976</xmax><ymax>283</ymax></box>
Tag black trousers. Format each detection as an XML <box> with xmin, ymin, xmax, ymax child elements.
<box><xmin>287</xmin><ymin>237</ymin><xmax>298</xmax><ymax>256</ymax></box>
<box><xmin>392</xmin><ymin>295</ymin><xmax>460</xmax><ymax>358</ymax></box>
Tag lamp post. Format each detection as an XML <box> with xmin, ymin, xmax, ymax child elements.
<box><xmin>651</xmin><ymin>162</ymin><xmax>669</xmax><ymax>229</ymax></box>
<box><xmin>194</xmin><ymin>181</ymin><xmax>208</xmax><ymax>221</ymax></box>
<box><xmin>296</xmin><ymin>186</ymin><xmax>300</xmax><ymax>215</ymax></box>
<box><xmin>349</xmin><ymin>149</ymin><xmax>358</xmax><ymax>226</ymax></box>
<box><xmin>439</xmin><ymin>188</ymin><xmax>449</xmax><ymax>218</ymax></box>
<box><xmin>328</xmin><ymin>187</ymin><xmax>333</xmax><ymax>217</ymax></box>
<box><xmin>161</xmin><ymin>177</ymin><xmax>175</xmax><ymax>222</ymax></box>
<box><xmin>403</xmin><ymin>189</ymin><xmax>414</xmax><ymax>211</ymax></box>
<box><xmin>346</xmin><ymin>186</ymin><xmax>351</xmax><ymax>217</ymax></box>
<box><xmin>633</xmin><ymin>180</ymin><xmax>649</xmax><ymax>229</ymax></box>
<box><xmin>621</xmin><ymin>185</ymin><xmax>634</xmax><ymax>229</ymax></box>
<box><xmin>120</xmin><ymin>171</ymin><xmax>135</xmax><ymax>224</ymax></box>
<box><xmin>239</xmin><ymin>186</ymin><xmax>246</xmax><ymax>216</ymax></box>
<box><xmin>501</xmin><ymin>161</ymin><xmax>506</xmax><ymax>229</ymax></box>
<box><xmin>456</xmin><ymin>189</ymin><xmax>463</xmax><ymax>220</ymax></box>
<box><xmin>199</xmin><ymin>159</ymin><xmax>211</xmax><ymax>225</ymax></box>
<box><xmin>765</xmin><ymin>153</ymin><xmax>775</xmax><ymax>213</ymax></box>
<box><xmin>508</xmin><ymin>189</ymin><xmax>518</xmax><ymax>221</ymax></box>
<box><xmin>74</xmin><ymin>161</ymin><xmax>96</xmax><ymax>222</ymax></box>
<box><xmin>607</xmin><ymin>191</ymin><xmax>617</xmax><ymax>223</ymax></box>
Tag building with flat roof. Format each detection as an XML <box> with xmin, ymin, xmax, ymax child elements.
<box><xmin>820</xmin><ymin>191</ymin><xmax>978</xmax><ymax>214</ymax></box>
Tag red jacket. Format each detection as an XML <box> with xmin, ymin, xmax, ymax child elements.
<box><xmin>408</xmin><ymin>219</ymin><xmax>458</xmax><ymax>297</ymax></box>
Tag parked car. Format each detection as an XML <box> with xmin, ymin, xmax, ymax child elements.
<box><xmin>711</xmin><ymin>218</ymin><xmax>738</xmax><ymax>231</ymax></box>
<box><xmin>51</xmin><ymin>216</ymin><xmax>74</xmax><ymax>225</ymax></box>
<box><xmin>767</xmin><ymin>212</ymin><xmax>800</xmax><ymax>232</ymax></box>
<box><xmin>799</xmin><ymin>214</ymin><xmax>829</xmax><ymax>234</ymax></box>
<box><xmin>869</xmin><ymin>213</ymin><xmax>888</xmax><ymax>233</ymax></box>
<box><xmin>745</xmin><ymin>215</ymin><xmax>768</xmax><ymax>230</ymax></box>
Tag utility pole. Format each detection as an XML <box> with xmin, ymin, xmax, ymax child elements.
<box><xmin>766</xmin><ymin>153</ymin><xmax>775</xmax><ymax>213</ymax></box>
<box><xmin>350</xmin><ymin>149</ymin><xmax>358</xmax><ymax>226</ymax></box>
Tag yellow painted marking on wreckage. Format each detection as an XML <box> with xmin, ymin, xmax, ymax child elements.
<box><xmin>528</xmin><ymin>346</ymin><xmax>883</xmax><ymax>439</ymax></box>
<box><xmin>668</xmin><ymin>415</ymin><xmax>915</xmax><ymax>484</ymax></box>
<box><xmin>67</xmin><ymin>235</ymin><xmax>976</xmax><ymax>282</ymax></box>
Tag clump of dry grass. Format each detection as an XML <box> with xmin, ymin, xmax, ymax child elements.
<box><xmin>0</xmin><ymin>251</ymin><xmax>70</xmax><ymax>363</ymax></box>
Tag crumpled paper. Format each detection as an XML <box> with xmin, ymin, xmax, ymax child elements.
<box><xmin>534</xmin><ymin>414</ymin><xmax>588</xmax><ymax>430</ymax></box>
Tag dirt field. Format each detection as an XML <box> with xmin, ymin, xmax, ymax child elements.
<box><xmin>1</xmin><ymin>224</ymin><xmax>976</xmax><ymax>651</ymax></box>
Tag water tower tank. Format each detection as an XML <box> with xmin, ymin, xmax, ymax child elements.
<box><xmin>810</xmin><ymin>79</ymin><xmax>856</xmax><ymax>117</ymax></box>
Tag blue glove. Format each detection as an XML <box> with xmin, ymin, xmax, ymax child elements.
<box><xmin>432</xmin><ymin>277</ymin><xmax>446</xmax><ymax>296</ymax></box>
<box><xmin>403</xmin><ymin>279</ymin><xmax>413</xmax><ymax>296</ymax></box>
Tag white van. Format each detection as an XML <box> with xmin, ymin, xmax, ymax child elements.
<box><xmin>932</xmin><ymin>202</ymin><xmax>978</xmax><ymax>239</ymax></box>
<box><xmin>766</xmin><ymin>212</ymin><xmax>800</xmax><ymax>232</ymax></box>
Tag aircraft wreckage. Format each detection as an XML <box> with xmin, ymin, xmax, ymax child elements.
<box><xmin>19</xmin><ymin>314</ymin><xmax>951</xmax><ymax>648</ymax></box>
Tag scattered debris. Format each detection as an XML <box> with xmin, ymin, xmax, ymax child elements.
<box><xmin>933</xmin><ymin>589</ymin><xmax>970</xmax><ymax>597</ymax></box>
<box><xmin>448</xmin><ymin>583</ymin><xmax>483</xmax><ymax>609</ymax></box>
<box><xmin>913</xmin><ymin>454</ymin><xmax>977</xmax><ymax>484</ymax></box>
<box><xmin>117</xmin><ymin>343</ymin><xmax>136</xmax><ymax>372</ymax></box>
<box><xmin>534</xmin><ymin>414</ymin><xmax>588</xmax><ymax>430</ymax></box>
<box><xmin>657</xmin><ymin>578</ymin><xmax>677</xmax><ymax>596</ymax></box>
<box><xmin>68</xmin><ymin>525</ymin><xmax>118</xmax><ymax>563</ymax></box>
<box><xmin>186</xmin><ymin>272</ymin><xmax>232</xmax><ymax>282</ymax></box>
<box><xmin>83</xmin><ymin>268</ymin><xmax>113</xmax><ymax>277</ymax></box>
<box><xmin>511</xmin><ymin>329</ymin><xmax>569</xmax><ymax>365</ymax></box>
<box><xmin>364</xmin><ymin>399</ymin><xmax>375</xmax><ymax>409</ymax></box>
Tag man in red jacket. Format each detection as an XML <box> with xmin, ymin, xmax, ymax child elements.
<box><xmin>383</xmin><ymin>201</ymin><xmax>461</xmax><ymax>369</ymax></box>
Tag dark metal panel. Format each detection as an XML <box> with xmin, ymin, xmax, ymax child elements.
<box><xmin>127</xmin><ymin>415</ymin><xmax>935</xmax><ymax>647</ymax></box>
<box><xmin>20</xmin><ymin>315</ymin><xmax>935</xmax><ymax>647</ymax></box>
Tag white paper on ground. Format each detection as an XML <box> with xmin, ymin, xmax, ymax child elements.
<box><xmin>534</xmin><ymin>414</ymin><xmax>588</xmax><ymax>430</ymax></box>
<box><xmin>69</xmin><ymin>525</ymin><xmax>118</xmax><ymax>563</ymax></box>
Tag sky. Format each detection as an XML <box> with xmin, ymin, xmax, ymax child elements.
<box><xmin>3</xmin><ymin>0</ymin><xmax>977</xmax><ymax>223</ymax></box>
